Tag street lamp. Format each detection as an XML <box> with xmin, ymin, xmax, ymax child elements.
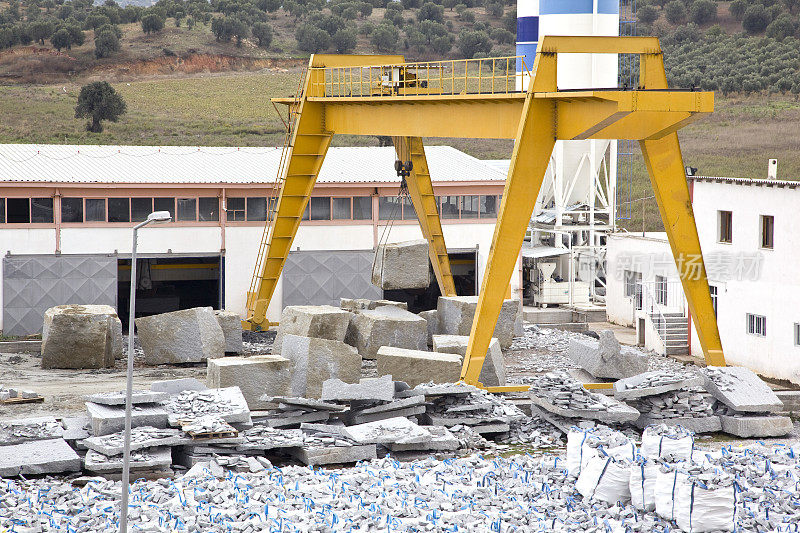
<box><xmin>120</xmin><ymin>211</ymin><xmax>171</xmax><ymax>533</ymax></box>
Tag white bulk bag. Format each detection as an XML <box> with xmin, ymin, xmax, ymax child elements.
<box><xmin>654</xmin><ymin>467</ymin><xmax>689</xmax><ymax>521</ymax></box>
<box><xmin>674</xmin><ymin>480</ymin><xmax>735</xmax><ymax>533</ymax></box>
<box><xmin>567</xmin><ymin>428</ymin><xmax>637</xmax><ymax>477</ymax></box>
<box><xmin>566</xmin><ymin>428</ymin><xmax>591</xmax><ymax>477</ymax></box>
<box><xmin>641</xmin><ymin>426</ymin><xmax>694</xmax><ymax>462</ymax></box>
<box><xmin>576</xmin><ymin>455</ymin><xmax>632</xmax><ymax>504</ymax></box>
<box><xmin>629</xmin><ymin>459</ymin><xmax>659</xmax><ymax>512</ymax></box>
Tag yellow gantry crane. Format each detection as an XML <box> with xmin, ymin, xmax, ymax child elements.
<box><xmin>244</xmin><ymin>36</ymin><xmax>726</xmax><ymax>392</ymax></box>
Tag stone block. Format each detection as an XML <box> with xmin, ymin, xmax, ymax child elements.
<box><xmin>432</xmin><ymin>334</ymin><xmax>506</xmax><ymax>387</ymax></box>
<box><xmin>437</xmin><ymin>296</ymin><xmax>520</xmax><ymax>349</ymax></box>
<box><xmin>372</xmin><ymin>239</ymin><xmax>430</xmax><ymax>290</ymax></box>
<box><xmin>214</xmin><ymin>310</ymin><xmax>244</xmax><ymax>353</ymax></box>
<box><xmin>61</xmin><ymin>417</ymin><xmax>91</xmax><ymax>444</ymax></box>
<box><xmin>342</xmin><ymin>298</ymin><xmax>409</xmax><ymax>312</ymax></box>
<box><xmin>207</xmin><ymin>356</ymin><xmax>291</xmax><ymax>410</ymax></box>
<box><xmin>85</xmin><ymin>402</ymin><xmax>168</xmax><ymax>436</ymax></box>
<box><xmin>614</xmin><ymin>370</ymin><xmax>704</xmax><ymax>401</ymax></box>
<box><xmin>376</xmin><ymin>347</ymin><xmax>461</xmax><ymax>388</ymax></box>
<box><xmin>0</xmin><ymin>439</ymin><xmax>81</xmax><ymax>477</ymax></box>
<box><xmin>279</xmin><ymin>334</ymin><xmax>361</xmax><ymax>399</ymax></box>
<box><xmin>85</xmin><ymin>390</ymin><xmax>168</xmax><ymax>406</ymax></box>
<box><xmin>150</xmin><ymin>378</ymin><xmax>208</xmax><ymax>394</ymax></box>
<box><xmin>719</xmin><ymin>414</ymin><xmax>793</xmax><ymax>438</ymax></box>
<box><xmin>290</xmin><ymin>444</ymin><xmax>377</xmax><ymax>466</ymax></box>
<box><xmin>530</xmin><ymin>390</ymin><xmax>641</xmax><ymax>424</ymax></box>
<box><xmin>419</xmin><ymin>310</ymin><xmax>438</xmax><ymax>346</ymax></box>
<box><xmin>136</xmin><ymin>306</ymin><xmax>225</xmax><ymax>365</ymax></box>
<box><xmin>703</xmin><ymin>366</ymin><xmax>783</xmax><ymax>413</ymax></box>
<box><xmin>568</xmin><ymin>331</ymin><xmax>648</xmax><ymax>379</ymax></box>
<box><xmin>634</xmin><ymin>415</ymin><xmax>722</xmax><ymax>434</ymax></box>
<box><xmin>83</xmin><ymin>427</ymin><xmax>184</xmax><ymax>456</ymax></box>
<box><xmin>321</xmin><ymin>375</ymin><xmax>395</xmax><ymax>403</ymax></box>
<box><xmin>0</xmin><ymin>416</ymin><xmax>64</xmax><ymax>446</ymax></box>
<box><xmin>41</xmin><ymin>304</ymin><xmax>122</xmax><ymax>369</ymax></box>
<box><xmin>273</xmin><ymin>305</ymin><xmax>352</xmax><ymax>354</ymax></box>
<box><xmin>84</xmin><ymin>447</ymin><xmax>172</xmax><ymax>473</ymax></box>
<box><xmin>344</xmin><ymin>416</ymin><xmax>432</xmax><ymax>445</ymax></box>
<box><xmin>345</xmin><ymin>306</ymin><xmax>427</xmax><ymax>359</ymax></box>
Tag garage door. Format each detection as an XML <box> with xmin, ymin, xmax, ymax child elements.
<box><xmin>283</xmin><ymin>250</ymin><xmax>382</xmax><ymax>307</ymax></box>
<box><xmin>3</xmin><ymin>254</ymin><xmax>117</xmax><ymax>336</ymax></box>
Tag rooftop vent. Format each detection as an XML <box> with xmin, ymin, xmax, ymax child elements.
<box><xmin>768</xmin><ymin>159</ymin><xmax>778</xmax><ymax>180</ymax></box>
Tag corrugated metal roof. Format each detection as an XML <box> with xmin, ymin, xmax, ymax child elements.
<box><xmin>690</xmin><ymin>175</ymin><xmax>799</xmax><ymax>188</ymax></box>
<box><xmin>0</xmin><ymin>144</ymin><xmax>507</xmax><ymax>185</ymax></box>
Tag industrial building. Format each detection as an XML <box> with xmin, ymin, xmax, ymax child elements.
<box><xmin>606</xmin><ymin>172</ymin><xmax>800</xmax><ymax>384</ymax></box>
<box><xmin>0</xmin><ymin>144</ymin><xmax>509</xmax><ymax>335</ymax></box>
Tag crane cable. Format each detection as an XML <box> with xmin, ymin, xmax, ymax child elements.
<box><xmin>371</xmin><ymin>159</ymin><xmax>413</xmax><ymax>283</ymax></box>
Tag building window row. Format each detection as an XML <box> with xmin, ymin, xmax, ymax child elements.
<box><xmin>377</xmin><ymin>195</ymin><xmax>499</xmax><ymax>221</ymax></box>
<box><xmin>717</xmin><ymin>210</ymin><xmax>775</xmax><ymax>250</ymax></box>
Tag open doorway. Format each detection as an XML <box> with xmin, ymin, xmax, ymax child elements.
<box><xmin>117</xmin><ymin>256</ymin><xmax>223</xmax><ymax>329</ymax></box>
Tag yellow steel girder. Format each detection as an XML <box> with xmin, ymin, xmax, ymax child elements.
<box><xmin>250</xmin><ymin>36</ymin><xmax>724</xmax><ymax>377</ymax></box>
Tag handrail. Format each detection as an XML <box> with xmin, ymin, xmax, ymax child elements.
<box><xmin>308</xmin><ymin>56</ymin><xmax>531</xmax><ymax>98</ymax></box>
<box><xmin>636</xmin><ymin>280</ymin><xmax>686</xmax><ymax>344</ymax></box>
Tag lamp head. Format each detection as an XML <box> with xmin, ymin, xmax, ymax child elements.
<box><xmin>147</xmin><ymin>211</ymin><xmax>172</xmax><ymax>224</ymax></box>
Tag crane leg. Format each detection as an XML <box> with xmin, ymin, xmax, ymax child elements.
<box><xmin>641</xmin><ymin>133</ymin><xmax>725</xmax><ymax>366</ymax></box>
<box><xmin>462</xmin><ymin>97</ymin><xmax>556</xmax><ymax>385</ymax></box>
<box><xmin>393</xmin><ymin>136</ymin><xmax>457</xmax><ymax>297</ymax></box>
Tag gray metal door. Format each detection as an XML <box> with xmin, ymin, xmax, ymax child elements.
<box><xmin>3</xmin><ymin>254</ymin><xmax>117</xmax><ymax>336</ymax></box>
<box><xmin>283</xmin><ymin>250</ymin><xmax>382</xmax><ymax>308</ymax></box>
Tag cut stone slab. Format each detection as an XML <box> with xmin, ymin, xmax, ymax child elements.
<box><xmin>351</xmin><ymin>406</ymin><xmax>427</xmax><ymax>425</ymax></box>
<box><xmin>372</xmin><ymin>239</ymin><xmax>430</xmax><ymax>290</ymax></box>
<box><xmin>634</xmin><ymin>415</ymin><xmax>722</xmax><ymax>434</ymax></box>
<box><xmin>419</xmin><ymin>310</ymin><xmax>439</xmax><ymax>346</ymax></box>
<box><xmin>263</xmin><ymin>397</ymin><xmax>347</xmax><ymax>412</ymax></box>
<box><xmin>703</xmin><ymin>366</ymin><xmax>784</xmax><ymax>413</ymax></box>
<box><xmin>280</xmin><ymin>334</ymin><xmax>361</xmax><ymax>399</ymax></box>
<box><xmin>207</xmin><ymin>355</ymin><xmax>292</xmax><ymax>410</ymax></box>
<box><xmin>41</xmin><ymin>304</ymin><xmax>122</xmax><ymax>369</ymax></box>
<box><xmin>273</xmin><ymin>305</ymin><xmax>352</xmax><ymax>354</ymax></box>
<box><xmin>83</xmin><ymin>427</ymin><xmax>184</xmax><ymax>456</ymax></box>
<box><xmin>214</xmin><ymin>310</ymin><xmax>244</xmax><ymax>353</ymax></box>
<box><xmin>432</xmin><ymin>334</ymin><xmax>506</xmax><ymax>387</ymax></box>
<box><xmin>388</xmin><ymin>426</ymin><xmax>460</xmax><ymax>452</ymax></box>
<box><xmin>0</xmin><ymin>416</ymin><xmax>64</xmax><ymax>446</ymax></box>
<box><xmin>376</xmin><ymin>346</ymin><xmax>461</xmax><ymax>388</ymax></box>
<box><xmin>151</xmin><ymin>378</ymin><xmax>208</xmax><ymax>394</ymax></box>
<box><xmin>568</xmin><ymin>331</ymin><xmax>648</xmax><ymax>379</ymax></box>
<box><xmin>86</xmin><ymin>402</ymin><xmax>169</xmax><ymax>436</ymax></box>
<box><xmin>345</xmin><ymin>306</ymin><xmax>428</xmax><ymax>359</ymax></box>
<box><xmin>321</xmin><ymin>375</ymin><xmax>395</xmax><ymax>403</ymax></box>
<box><xmin>437</xmin><ymin>296</ymin><xmax>520</xmax><ymax>349</ymax></box>
<box><xmin>0</xmin><ymin>439</ymin><xmax>81</xmax><ymax>477</ymax></box>
<box><xmin>61</xmin><ymin>417</ymin><xmax>91</xmax><ymax>443</ymax></box>
<box><xmin>264</xmin><ymin>411</ymin><xmax>332</xmax><ymax>428</ymax></box>
<box><xmin>162</xmin><ymin>387</ymin><xmax>250</xmax><ymax>426</ymax></box>
<box><xmin>530</xmin><ymin>391</ymin><xmax>640</xmax><ymax>424</ymax></box>
<box><xmin>614</xmin><ymin>370</ymin><xmax>704</xmax><ymax>401</ymax></box>
<box><xmin>85</xmin><ymin>390</ymin><xmax>168</xmax><ymax>406</ymax></box>
<box><xmin>136</xmin><ymin>306</ymin><xmax>225</xmax><ymax>364</ymax></box>
<box><xmin>84</xmin><ymin>447</ymin><xmax>173</xmax><ymax>473</ymax></box>
<box><xmin>344</xmin><ymin>416</ymin><xmax>432</xmax><ymax>445</ymax></box>
<box><xmin>290</xmin><ymin>444</ymin><xmax>377</xmax><ymax>466</ymax></box>
<box><xmin>719</xmin><ymin>414</ymin><xmax>793</xmax><ymax>438</ymax></box>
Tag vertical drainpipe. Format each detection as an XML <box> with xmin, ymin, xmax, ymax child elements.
<box><xmin>54</xmin><ymin>189</ymin><xmax>61</xmax><ymax>254</ymax></box>
<box><xmin>372</xmin><ymin>187</ymin><xmax>379</xmax><ymax>248</ymax></box>
<box><xmin>687</xmin><ymin>177</ymin><xmax>694</xmax><ymax>357</ymax></box>
<box><xmin>220</xmin><ymin>188</ymin><xmax>226</xmax><ymax>253</ymax></box>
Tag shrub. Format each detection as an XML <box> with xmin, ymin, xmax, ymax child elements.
<box><xmin>141</xmin><ymin>13</ymin><xmax>165</xmax><ymax>34</ymax></box>
<box><xmin>251</xmin><ymin>21</ymin><xmax>273</xmax><ymax>47</ymax></box>
<box><xmin>457</xmin><ymin>29</ymin><xmax>491</xmax><ymax>58</ymax></box>
<box><xmin>664</xmin><ymin>0</ymin><xmax>686</xmax><ymax>24</ymax></box>
<box><xmin>743</xmin><ymin>4</ymin><xmax>770</xmax><ymax>34</ymax></box>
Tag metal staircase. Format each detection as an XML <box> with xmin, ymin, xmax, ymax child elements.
<box><xmin>640</xmin><ymin>282</ymin><xmax>689</xmax><ymax>356</ymax></box>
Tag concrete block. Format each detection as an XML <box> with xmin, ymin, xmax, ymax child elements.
<box><xmin>0</xmin><ymin>439</ymin><xmax>81</xmax><ymax>477</ymax></box>
<box><xmin>85</xmin><ymin>402</ymin><xmax>168</xmax><ymax>436</ymax></box>
<box><xmin>290</xmin><ymin>444</ymin><xmax>377</xmax><ymax>466</ymax></box>
<box><xmin>321</xmin><ymin>375</ymin><xmax>395</xmax><ymax>403</ymax></box>
<box><xmin>719</xmin><ymin>414</ymin><xmax>793</xmax><ymax>438</ymax></box>
<box><xmin>376</xmin><ymin>346</ymin><xmax>461</xmax><ymax>388</ymax></box>
<box><xmin>41</xmin><ymin>304</ymin><xmax>122</xmax><ymax>369</ymax></box>
<box><xmin>344</xmin><ymin>416</ymin><xmax>432</xmax><ymax>445</ymax></box>
<box><xmin>432</xmin><ymin>334</ymin><xmax>506</xmax><ymax>387</ymax></box>
<box><xmin>437</xmin><ymin>296</ymin><xmax>520</xmax><ymax>349</ymax></box>
<box><xmin>85</xmin><ymin>390</ymin><xmax>168</xmax><ymax>406</ymax></box>
<box><xmin>273</xmin><ymin>305</ymin><xmax>352</xmax><ymax>354</ymax></box>
<box><xmin>150</xmin><ymin>378</ymin><xmax>208</xmax><ymax>394</ymax></box>
<box><xmin>703</xmin><ymin>366</ymin><xmax>783</xmax><ymax>413</ymax></box>
<box><xmin>214</xmin><ymin>310</ymin><xmax>244</xmax><ymax>353</ymax></box>
<box><xmin>568</xmin><ymin>331</ymin><xmax>648</xmax><ymax>379</ymax></box>
<box><xmin>372</xmin><ymin>239</ymin><xmax>430</xmax><ymax>290</ymax></box>
<box><xmin>419</xmin><ymin>310</ymin><xmax>439</xmax><ymax>346</ymax></box>
<box><xmin>84</xmin><ymin>447</ymin><xmax>172</xmax><ymax>473</ymax></box>
<box><xmin>136</xmin><ymin>306</ymin><xmax>225</xmax><ymax>364</ymax></box>
<box><xmin>345</xmin><ymin>306</ymin><xmax>427</xmax><ymax>359</ymax></box>
<box><xmin>279</xmin><ymin>334</ymin><xmax>361</xmax><ymax>399</ymax></box>
<box><xmin>207</xmin><ymin>355</ymin><xmax>292</xmax><ymax>410</ymax></box>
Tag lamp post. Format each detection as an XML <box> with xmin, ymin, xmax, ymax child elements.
<box><xmin>120</xmin><ymin>211</ymin><xmax>171</xmax><ymax>533</ymax></box>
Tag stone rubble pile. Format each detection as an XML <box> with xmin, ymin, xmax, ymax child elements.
<box><xmin>529</xmin><ymin>371</ymin><xmax>641</xmax><ymax>423</ymax></box>
<box><xmin>630</xmin><ymin>388</ymin><xmax>721</xmax><ymax>433</ymax></box>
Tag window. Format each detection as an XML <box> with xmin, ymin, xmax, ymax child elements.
<box><xmin>461</xmin><ymin>195</ymin><xmax>479</xmax><ymax>219</ymax></box>
<box><xmin>177</xmin><ymin>198</ymin><xmax>197</xmax><ymax>222</ymax></box>
<box><xmin>332</xmin><ymin>197</ymin><xmax>351</xmax><ymax>220</ymax></box>
<box><xmin>379</xmin><ymin>197</ymin><xmax>401</xmax><ymax>220</ymax></box>
<box><xmin>154</xmin><ymin>198</ymin><xmax>175</xmax><ymax>219</ymax></box>
<box><xmin>226</xmin><ymin>197</ymin><xmax>245</xmax><ymax>221</ymax></box>
<box><xmin>310</xmin><ymin>197</ymin><xmax>331</xmax><ymax>221</ymax></box>
<box><xmin>795</xmin><ymin>323</ymin><xmax>800</xmax><ymax>347</ymax></box>
<box><xmin>199</xmin><ymin>197</ymin><xmax>219</xmax><ymax>221</ymax></box>
<box><xmin>86</xmin><ymin>199</ymin><xmax>106</xmax><ymax>222</ymax></box>
<box><xmin>760</xmin><ymin>215</ymin><xmax>774</xmax><ymax>249</ymax></box>
<box><xmin>61</xmin><ymin>197</ymin><xmax>83</xmax><ymax>223</ymax></box>
<box><xmin>747</xmin><ymin>313</ymin><xmax>766</xmax><ymax>337</ymax></box>
<box><xmin>31</xmin><ymin>198</ymin><xmax>53</xmax><ymax>223</ymax></box>
<box><xmin>353</xmin><ymin>196</ymin><xmax>372</xmax><ymax>220</ymax></box>
<box><xmin>710</xmin><ymin>285</ymin><xmax>718</xmax><ymax>317</ymax></box>
<box><xmin>718</xmin><ymin>210</ymin><xmax>732</xmax><ymax>243</ymax></box>
<box><xmin>108</xmin><ymin>198</ymin><xmax>130</xmax><ymax>223</ymax></box>
<box><xmin>247</xmin><ymin>197</ymin><xmax>268</xmax><ymax>221</ymax></box>
<box><xmin>131</xmin><ymin>198</ymin><xmax>153</xmax><ymax>222</ymax></box>
<box><xmin>656</xmin><ymin>275</ymin><xmax>667</xmax><ymax>306</ymax></box>
<box><xmin>6</xmin><ymin>198</ymin><xmax>29</xmax><ymax>223</ymax></box>
<box><xmin>0</xmin><ymin>198</ymin><xmax>4</xmax><ymax>223</ymax></box>
<box><xmin>402</xmin><ymin>197</ymin><xmax>416</xmax><ymax>220</ymax></box>
<box><xmin>440</xmin><ymin>196</ymin><xmax>459</xmax><ymax>219</ymax></box>
<box><xmin>480</xmin><ymin>195</ymin><xmax>498</xmax><ymax>218</ymax></box>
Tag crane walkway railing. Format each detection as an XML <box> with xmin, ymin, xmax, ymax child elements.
<box><xmin>308</xmin><ymin>56</ymin><xmax>531</xmax><ymax>98</ymax></box>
